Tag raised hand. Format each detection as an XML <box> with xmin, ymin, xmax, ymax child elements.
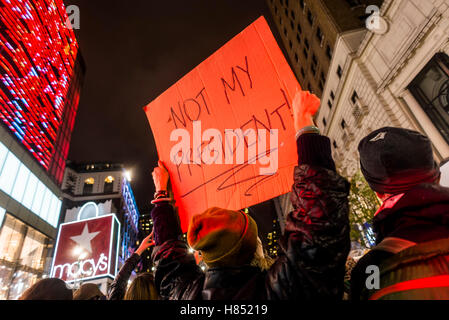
<box><xmin>152</xmin><ymin>160</ymin><xmax>169</xmax><ymax>192</ymax></box>
<box><xmin>136</xmin><ymin>231</ymin><xmax>155</xmax><ymax>256</ymax></box>
<box><xmin>292</xmin><ymin>88</ymin><xmax>321</xmax><ymax>132</ymax></box>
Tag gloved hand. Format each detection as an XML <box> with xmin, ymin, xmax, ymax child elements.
<box><xmin>292</xmin><ymin>88</ymin><xmax>321</xmax><ymax>132</ymax></box>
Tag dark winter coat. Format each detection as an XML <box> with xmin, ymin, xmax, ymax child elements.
<box><xmin>151</xmin><ymin>133</ymin><xmax>351</xmax><ymax>300</ymax></box>
<box><xmin>107</xmin><ymin>253</ymin><xmax>140</xmax><ymax>300</ymax></box>
<box><xmin>350</xmin><ymin>183</ymin><xmax>449</xmax><ymax>300</ymax></box>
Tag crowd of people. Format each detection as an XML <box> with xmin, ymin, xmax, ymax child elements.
<box><xmin>17</xmin><ymin>89</ymin><xmax>449</xmax><ymax>300</ymax></box>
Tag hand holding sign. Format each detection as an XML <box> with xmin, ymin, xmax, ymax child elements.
<box><xmin>152</xmin><ymin>160</ymin><xmax>170</xmax><ymax>192</ymax></box>
<box><xmin>292</xmin><ymin>89</ymin><xmax>321</xmax><ymax>131</ymax></box>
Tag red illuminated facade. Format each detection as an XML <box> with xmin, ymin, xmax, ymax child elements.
<box><xmin>0</xmin><ymin>0</ymin><xmax>85</xmax><ymax>185</ymax></box>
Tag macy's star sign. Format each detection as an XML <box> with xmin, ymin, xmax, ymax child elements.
<box><xmin>70</xmin><ymin>224</ymin><xmax>100</xmax><ymax>253</ymax></box>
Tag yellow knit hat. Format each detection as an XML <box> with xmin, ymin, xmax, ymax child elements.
<box><xmin>187</xmin><ymin>207</ymin><xmax>258</xmax><ymax>268</ymax></box>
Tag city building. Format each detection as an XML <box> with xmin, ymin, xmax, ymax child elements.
<box><xmin>55</xmin><ymin>162</ymin><xmax>139</xmax><ymax>292</ymax></box>
<box><xmin>313</xmin><ymin>0</ymin><xmax>449</xmax><ymax>246</ymax></box>
<box><xmin>247</xmin><ymin>201</ymin><xmax>282</xmax><ymax>259</ymax></box>
<box><xmin>266</xmin><ymin>0</ymin><xmax>383</xmax><ymax>97</ymax></box>
<box><xmin>137</xmin><ymin>213</ymin><xmax>153</xmax><ymax>273</ymax></box>
<box><xmin>0</xmin><ymin>0</ymin><xmax>84</xmax><ymax>299</ymax></box>
<box><xmin>315</xmin><ymin>0</ymin><xmax>449</xmax><ymax>177</ymax></box>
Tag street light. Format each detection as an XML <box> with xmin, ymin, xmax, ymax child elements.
<box><xmin>73</xmin><ymin>246</ymin><xmax>82</xmax><ymax>256</ymax></box>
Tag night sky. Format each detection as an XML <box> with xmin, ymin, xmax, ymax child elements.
<box><xmin>65</xmin><ymin>0</ymin><xmax>286</xmax><ymax>214</ymax></box>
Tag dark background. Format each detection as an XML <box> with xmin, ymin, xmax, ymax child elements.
<box><xmin>65</xmin><ymin>0</ymin><xmax>287</xmax><ymax>214</ymax></box>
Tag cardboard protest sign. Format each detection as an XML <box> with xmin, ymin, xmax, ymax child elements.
<box><xmin>144</xmin><ymin>16</ymin><xmax>301</xmax><ymax>232</ymax></box>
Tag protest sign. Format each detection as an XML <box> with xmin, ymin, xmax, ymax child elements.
<box><xmin>144</xmin><ymin>16</ymin><xmax>301</xmax><ymax>231</ymax></box>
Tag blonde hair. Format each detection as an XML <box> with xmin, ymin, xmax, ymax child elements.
<box><xmin>73</xmin><ymin>283</ymin><xmax>105</xmax><ymax>300</ymax></box>
<box><xmin>250</xmin><ymin>237</ymin><xmax>275</xmax><ymax>271</ymax></box>
<box><xmin>124</xmin><ymin>273</ymin><xmax>159</xmax><ymax>300</ymax></box>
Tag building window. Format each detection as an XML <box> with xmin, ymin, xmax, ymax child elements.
<box><xmin>297</xmin><ymin>23</ymin><xmax>302</xmax><ymax>34</ymax></box>
<box><xmin>333</xmin><ymin>140</ymin><xmax>338</xmax><ymax>149</ymax></box>
<box><xmin>328</xmin><ymin>100</ymin><xmax>332</xmax><ymax>109</ymax></box>
<box><xmin>0</xmin><ymin>214</ymin><xmax>51</xmax><ymax>300</ymax></box>
<box><xmin>308</xmin><ymin>83</ymin><xmax>313</xmax><ymax>93</ymax></box>
<box><xmin>311</xmin><ymin>64</ymin><xmax>317</xmax><ymax>76</ymax></box>
<box><xmin>104</xmin><ymin>176</ymin><xmax>114</xmax><ymax>193</ymax></box>
<box><xmin>326</xmin><ymin>45</ymin><xmax>333</xmax><ymax>60</ymax></box>
<box><xmin>284</xmin><ymin>27</ymin><xmax>287</xmax><ymax>36</ymax></box>
<box><xmin>316</xmin><ymin>27</ymin><xmax>324</xmax><ymax>44</ymax></box>
<box><xmin>285</xmin><ymin>8</ymin><xmax>288</xmax><ymax>17</ymax></box>
<box><xmin>300</xmin><ymin>0</ymin><xmax>304</xmax><ymax>9</ymax></box>
<box><xmin>337</xmin><ymin>65</ymin><xmax>343</xmax><ymax>78</ymax></box>
<box><xmin>351</xmin><ymin>90</ymin><xmax>359</xmax><ymax>104</ymax></box>
<box><xmin>330</xmin><ymin>90</ymin><xmax>335</xmax><ymax>100</ymax></box>
<box><xmin>83</xmin><ymin>177</ymin><xmax>94</xmax><ymax>194</ymax></box>
<box><xmin>275</xmin><ymin>6</ymin><xmax>278</xmax><ymax>15</ymax></box>
<box><xmin>303</xmin><ymin>48</ymin><xmax>308</xmax><ymax>59</ymax></box>
<box><xmin>319</xmin><ymin>81</ymin><xmax>324</xmax><ymax>92</ymax></box>
<box><xmin>311</xmin><ymin>53</ymin><xmax>318</xmax><ymax>76</ymax></box>
<box><xmin>290</xmin><ymin>20</ymin><xmax>294</xmax><ymax>30</ymax></box>
<box><xmin>295</xmin><ymin>53</ymin><xmax>299</xmax><ymax>63</ymax></box>
<box><xmin>408</xmin><ymin>53</ymin><xmax>449</xmax><ymax>144</ymax></box>
<box><xmin>307</xmin><ymin>9</ymin><xmax>313</xmax><ymax>26</ymax></box>
<box><xmin>341</xmin><ymin>119</ymin><xmax>346</xmax><ymax>129</ymax></box>
<box><xmin>301</xmin><ymin>67</ymin><xmax>305</xmax><ymax>77</ymax></box>
<box><xmin>289</xmin><ymin>40</ymin><xmax>293</xmax><ymax>49</ymax></box>
<box><xmin>291</xmin><ymin>10</ymin><xmax>295</xmax><ymax>20</ymax></box>
<box><xmin>322</xmin><ymin>117</ymin><xmax>327</xmax><ymax>127</ymax></box>
<box><xmin>296</xmin><ymin>33</ymin><xmax>301</xmax><ymax>44</ymax></box>
<box><xmin>304</xmin><ymin>38</ymin><xmax>309</xmax><ymax>50</ymax></box>
<box><xmin>345</xmin><ymin>0</ymin><xmax>364</xmax><ymax>8</ymax></box>
<box><xmin>312</xmin><ymin>53</ymin><xmax>318</xmax><ymax>66</ymax></box>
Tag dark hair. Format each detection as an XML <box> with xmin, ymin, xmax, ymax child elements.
<box><xmin>19</xmin><ymin>278</ymin><xmax>72</xmax><ymax>300</ymax></box>
<box><xmin>73</xmin><ymin>283</ymin><xmax>105</xmax><ymax>300</ymax></box>
<box><xmin>124</xmin><ymin>273</ymin><xmax>158</xmax><ymax>300</ymax></box>
<box><xmin>440</xmin><ymin>157</ymin><xmax>449</xmax><ymax>168</ymax></box>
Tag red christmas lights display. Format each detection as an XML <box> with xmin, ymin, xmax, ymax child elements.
<box><xmin>0</xmin><ymin>0</ymin><xmax>81</xmax><ymax>183</ymax></box>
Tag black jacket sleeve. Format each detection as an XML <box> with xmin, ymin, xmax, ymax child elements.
<box><xmin>265</xmin><ymin>133</ymin><xmax>350</xmax><ymax>300</ymax></box>
<box><xmin>107</xmin><ymin>253</ymin><xmax>140</xmax><ymax>300</ymax></box>
<box><xmin>150</xmin><ymin>202</ymin><xmax>203</xmax><ymax>300</ymax></box>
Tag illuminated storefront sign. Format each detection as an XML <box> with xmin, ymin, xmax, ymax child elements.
<box><xmin>0</xmin><ymin>0</ymin><xmax>82</xmax><ymax>183</ymax></box>
<box><xmin>50</xmin><ymin>211</ymin><xmax>120</xmax><ymax>283</ymax></box>
<box><xmin>122</xmin><ymin>178</ymin><xmax>139</xmax><ymax>231</ymax></box>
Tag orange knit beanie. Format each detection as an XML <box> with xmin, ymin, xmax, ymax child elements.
<box><xmin>187</xmin><ymin>207</ymin><xmax>258</xmax><ymax>268</ymax></box>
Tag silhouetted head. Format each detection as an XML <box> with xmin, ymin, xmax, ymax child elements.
<box><xmin>124</xmin><ymin>273</ymin><xmax>158</xmax><ymax>300</ymax></box>
<box><xmin>19</xmin><ymin>278</ymin><xmax>72</xmax><ymax>300</ymax></box>
<box><xmin>73</xmin><ymin>283</ymin><xmax>105</xmax><ymax>300</ymax></box>
<box><xmin>358</xmin><ymin>127</ymin><xmax>440</xmax><ymax>199</ymax></box>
